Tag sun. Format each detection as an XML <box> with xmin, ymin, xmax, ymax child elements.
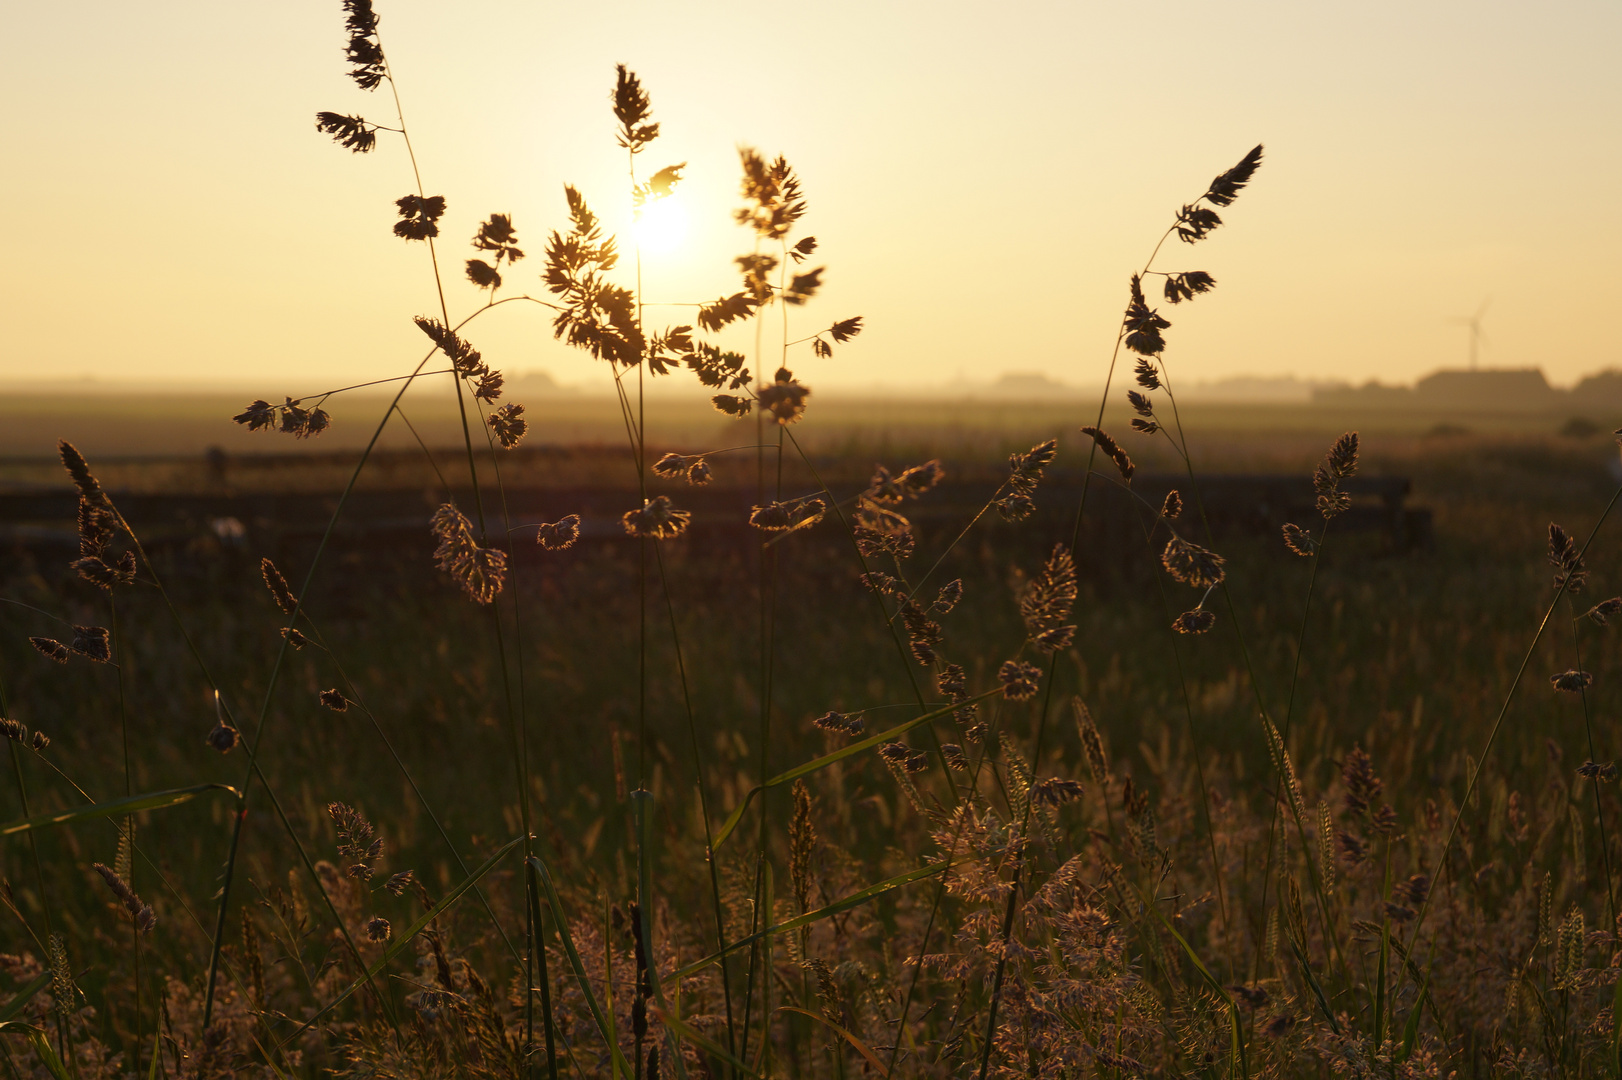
<box><xmin>633</xmin><ymin>196</ymin><xmax>689</xmax><ymax>256</ymax></box>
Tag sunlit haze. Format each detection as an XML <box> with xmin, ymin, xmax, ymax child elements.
<box><xmin>4</xmin><ymin>0</ymin><xmax>1618</xmax><ymax>395</ymax></box>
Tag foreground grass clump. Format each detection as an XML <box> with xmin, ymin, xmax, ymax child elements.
<box><xmin>7</xmin><ymin>5</ymin><xmax>1622</xmax><ymax>1078</ymax></box>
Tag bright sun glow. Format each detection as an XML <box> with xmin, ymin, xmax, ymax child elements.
<box><xmin>633</xmin><ymin>197</ymin><xmax>689</xmax><ymax>256</ymax></box>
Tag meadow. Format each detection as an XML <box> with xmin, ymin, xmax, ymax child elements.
<box><xmin>6</xmin><ymin>5</ymin><xmax>1622</xmax><ymax>1077</ymax></box>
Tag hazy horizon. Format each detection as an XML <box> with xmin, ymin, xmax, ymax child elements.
<box><xmin>5</xmin><ymin>0</ymin><xmax>1619</xmax><ymax>397</ymax></box>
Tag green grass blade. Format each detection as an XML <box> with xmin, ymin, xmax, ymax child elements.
<box><xmin>148</xmin><ymin>1024</ymin><xmax>164</xmax><ymax>1080</ymax></box>
<box><xmin>1151</xmin><ymin>908</ymin><xmax>1247</xmax><ymax>1078</ymax></box>
<box><xmin>1</xmin><ymin>784</ymin><xmax>239</xmax><ymax>836</ymax></box>
<box><xmin>779</xmin><ymin>1007</ymin><xmax>889</xmax><ymax>1077</ymax></box>
<box><xmin>0</xmin><ymin>1023</ymin><xmax>71</xmax><ymax>1080</ymax></box>
<box><xmin>713</xmin><ymin>690</ymin><xmax>1000</xmax><ymax>849</ymax></box>
<box><xmin>633</xmin><ymin>792</ymin><xmax>691</xmax><ymax>1080</ymax></box>
<box><xmin>1288</xmin><ymin>934</ymin><xmax>1340</xmax><ymax>1035</ymax></box>
<box><xmin>528</xmin><ymin>855</ymin><xmax>635</xmax><ymax>1078</ymax></box>
<box><xmin>653</xmin><ymin>1006</ymin><xmax>760</xmax><ymax>1078</ymax></box>
<box><xmin>669</xmin><ymin>858</ymin><xmax>962</xmax><ymax>983</ymax></box>
<box><xmin>0</xmin><ymin>972</ymin><xmax>49</xmax><ymax>1025</ymax></box>
<box><xmin>278</xmin><ymin>835</ymin><xmax>524</xmax><ymax>1048</ymax></box>
<box><xmin>1373</xmin><ymin>921</ymin><xmax>1389</xmax><ymax>1049</ymax></box>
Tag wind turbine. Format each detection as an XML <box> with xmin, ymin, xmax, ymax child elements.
<box><xmin>1451</xmin><ymin>299</ymin><xmax>1490</xmax><ymax>370</ymax></box>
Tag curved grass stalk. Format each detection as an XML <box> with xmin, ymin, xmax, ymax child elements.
<box><xmin>1398</xmin><ymin>480</ymin><xmax>1622</xmax><ymax>1005</ymax></box>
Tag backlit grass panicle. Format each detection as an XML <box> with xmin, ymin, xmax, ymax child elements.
<box><xmin>58</xmin><ymin>441</ymin><xmax>106</xmax><ymax>506</ymax></box>
<box><xmin>1123</xmin><ymin>275</ymin><xmax>1170</xmax><ymax>356</ymax></box>
<box><xmin>1340</xmin><ymin>744</ymin><xmax>1382</xmax><ymax>818</ymax></box>
<box><xmin>206</xmin><ymin>716</ymin><xmax>239</xmax><ymax>753</ymax></box>
<box><xmin>261</xmin><ymin>557</ymin><xmax>299</xmax><ymax>614</ymax></box>
<box><xmin>69</xmin><ymin>625</ymin><xmax>111</xmax><ymax>663</ymax></box>
<box><xmin>749</xmin><ymin>496</ymin><xmax>826</xmax><ymax>532</ymax></box>
<box><xmin>1548</xmin><ymin>523</ymin><xmax>1587</xmax><ymax>594</ymax></box>
<box><xmin>612</xmin><ymin>64</ymin><xmax>658</xmax><ymax>153</ymax></box>
<box><xmin>998</xmin><ymin>660</ymin><xmax>1041</xmax><ymax>701</ymax></box>
<box><xmin>394</xmin><ymin>194</ymin><xmax>446</xmax><ymax>241</ymax></box>
<box><xmin>48</xmin><ymin>933</ymin><xmax>73</xmax><ymax>1020</ymax></box>
<box><xmin>466</xmin><ymin>212</ymin><xmax>524</xmax><ymax>291</ymax></box>
<box><xmin>320</xmin><ymin>688</ymin><xmax>350</xmax><ymax>712</ymax></box>
<box><xmin>865</xmin><ymin>460</ymin><xmax>944</xmax><ymax>505</ymax></box>
<box><xmin>1079</xmin><ymin>426</ymin><xmax>1134</xmax><ymax>483</ymax></box>
<box><xmin>653</xmin><ymin>453</ymin><xmax>713</xmax><ymax>485</ymax></box>
<box><xmin>92</xmin><ymin>863</ymin><xmax>156</xmax><ymax>932</ymax></box>
<box><xmin>28</xmin><ymin>637</ymin><xmax>70</xmax><ymax>664</ymax></box>
<box><xmin>1073</xmin><ymin>699</ymin><xmax>1112</xmax><ymax>785</ymax></box>
<box><xmin>544</xmin><ymin>186</ymin><xmax>644</xmax><ymax>367</ymax></box>
<box><xmin>487</xmin><ymin>403</ymin><xmax>527</xmax><ymax>448</ymax></box>
<box><xmin>735</xmin><ymin>147</ymin><xmax>807</xmax><ymax>242</ymax></box>
<box><xmin>340</xmin><ymin>0</ymin><xmax>385</xmax><ymax>90</ymax></box>
<box><xmin>71</xmin><ymin>555</ymin><xmax>125</xmax><ymax>590</ymax></box>
<box><xmin>77</xmin><ymin>496</ymin><xmax>115</xmax><ymax>557</ymax></box>
<box><xmin>535</xmin><ymin>514</ymin><xmax>581</xmax><ymax>549</ymax></box>
<box><xmin>998</xmin><ymin>438</ymin><xmax>1059</xmax><ymax>521</ymax></box>
<box><xmin>622</xmin><ymin>496</ymin><xmax>691</xmax><ymax>539</ymax></box>
<box><xmin>1582</xmin><ymin>596</ymin><xmax>1622</xmax><ymax>626</ymax></box>
<box><xmin>1019</xmin><ymin>544</ymin><xmax>1077</xmax><ymax>654</ymax></box>
<box><xmin>1282</xmin><ymin>522</ymin><xmax>1315</xmax><ymax>557</ymax></box>
<box><xmin>1312</xmin><ymin>431</ymin><xmax>1359</xmax><ymax>519</ymax></box>
<box><xmin>1160</xmin><ymin>490</ymin><xmax>1182</xmax><ymax>520</ymax></box>
<box><xmin>315</xmin><ymin>111</ymin><xmax>379</xmax><ymax>153</ymax></box>
<box><xmin>327</xmin><ymin>802</ymin><xmax>383</xmax><ymax>881</ymax></box>
<box><xmin>789</xmin><ymin>780</ymin><xmax>817</xmax><ymax>914</ymax></box>
<box><xmin>1316</xmin><ymin>801</ymin><xmax>1336</xmax><ymax>897</ymax></box>
<box><xmin>1161</xmin><ymin>536</ymin><xmax>1226</xmax><ymax>588</ymax></box>
<box><xmin>758</xmin><ymin>367</ymin><xmax>811</xmax><ymax>425</ymax></box>
<box><xmin>1171</xmin><ymin>609</ymin><xmax>1216</xmax><ymax>634</ymax></box>
<box><xmin>1551</xmin><ymin>670</ymin><xmax>1593</xmax><ymax>693</ymax></box>
<box><xmin>430</xmin><ymin>503</ymin><xmax>507</xmax><ymax>603</ymax></box>
<box><xmin>898</xmin><ymin>598</ymin><xmax>944</xmax><ymax>665</ymax></box>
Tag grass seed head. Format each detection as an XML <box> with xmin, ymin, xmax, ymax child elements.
<box><xmin>487</xmin><ymin>403</ymin><xmax>527</xmax><ymax>448</ymax></box>
<box><xmin>1079</xmin><ymin>426</ymin><xmax>1133</xmax><ymax>483</ymax></box>
<box><xmin>92</xmin><ymin>862</ymin><xmax>155</xmax><ymax>932</ymax></box>
<box><xmin>58</xmin><ymin>441</ymin><xmax>105</xmax><ymax>506</ymax></box>
<box><xmin>535</xmin><ymin>514</ymin><xmax>581</xmax><ymax>550</ymax></box>
<box><xmin>1584</xmin><ymin>597</ymin><xmax>1622</xmax><ymax>626</ymax></box>
<box><xmin>1551</xmin><ymin>669</ymin><xmax>1593</xmax><ymax>693</ymax></box>
<box><xmin>1282</xmin><ymin>522</ymin><xmax>1315</xmax><ymax>556</ymax></box>
<box><xmin>261</xmin><ymin>558</ymin><xmax>298</xmax><ymax>614</ymax></box>
<box><xmin>1172</xmin><ymin>609</ymin><xmax>1216</xmax><ymax>634</ymax></box>
<box><xmin>29</xmin><ymin>637</ymin><xmax>70</xmax><ymax>664</ymax></box>
<box><xmin>758</xmin><ymin>367</ymin><xmax>811</xmax><ymax>425</ymax></box>
<box><xmin>1161</xmin><ymin>537</ymin><xmax>1226</xmax><ymax>588</ymax></box>
<box><xmin>69</xmin><ymin>625</ymin><xmax>110</xmax><ymax>662</ymax></box>
<box><xmin>999</xmin><ymin>660</ymin><xmax>1041</xmax><ymax>701</ymax></box>
<box><xmin>431</xmin><ymin>503</ymin><xmax>508</xmax><ymax>602</ymax></box>
<box><xmin>1549</xmin><ymin>523</ymin><xmax>1587</xmax><ymax>594</ymax></box>
<box><xmin>206</xmin><ymin>719</ymin><xmax>239</xmax><ymax>753</ymax></box>
<box><xmin>622</xmin><ymin>496</ymin><xmax>691</xmax><ymax>540</ymax></box>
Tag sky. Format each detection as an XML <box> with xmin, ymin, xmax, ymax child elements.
<box><xmin>3</xmin><ymin>0</ymin><xmax>1619</xmax><ymax>397</ymax></box>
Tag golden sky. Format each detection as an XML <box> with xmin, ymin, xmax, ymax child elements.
<box><xmin>4</xmin><ymin>0</ymin><xmax>1618</xmax><ymax>396</ymax></box>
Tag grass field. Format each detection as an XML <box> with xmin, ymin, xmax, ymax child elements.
<box><xmin>4</xmin><ymin>12</ymin><xmax>1620</xmax><ymax>1075</ymax></box>
<box><xmin>5</xmin><ymin>406</ymin><xmax>1622</xmax><ymax>1077</ymax></box>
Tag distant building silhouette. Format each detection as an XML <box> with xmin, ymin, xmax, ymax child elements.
<box><xmin>1571</xmin><ymin>369</ymin><xmax>1622</xmax><ymax>407</ymax></box>
<box><xmin>1313</xmin><ymin>367</ymin><xmax>1572</xmax><ymax>413</ymax></box>
<box><xmin>1414</xmin><ymin>368</ymin><xmax>1562</xmax><ymax>410</ymax></box>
